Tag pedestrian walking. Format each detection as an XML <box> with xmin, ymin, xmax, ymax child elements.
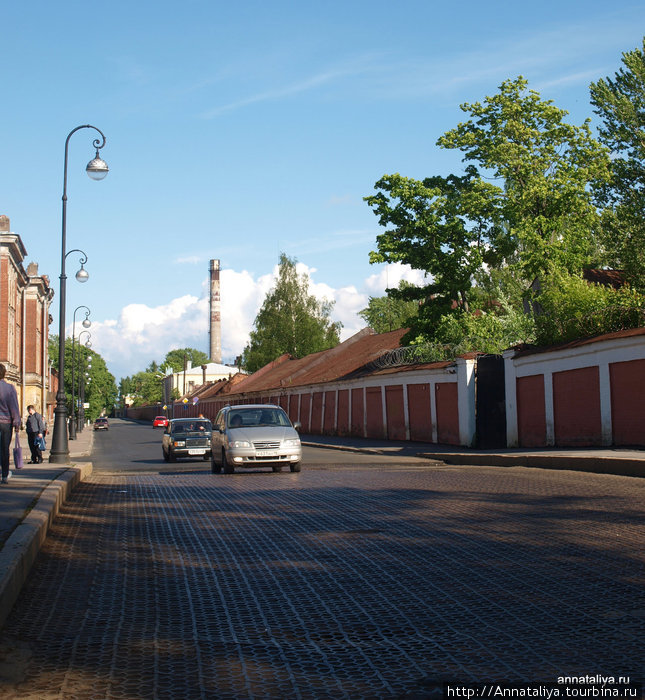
<box><xmin>0</xmin><ymin>363</ymin><xmax>21</xmax><ymax>484</ymax></box>
<box><xmin>26</xmin><ymin>405</ymin><xmax>46</xmax><ymax>464</ymax></box>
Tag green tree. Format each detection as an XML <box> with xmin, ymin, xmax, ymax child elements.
<box><xmin>242</xmin><ymin>253</ymin><xmax>342</xmax><ymax>372</ymax></box>
<box><xmin>439</xmin><ymin>77</ymin><xmax>609</xmax><ymax>279</ymax></box>
<box><xmin>366</xmin><ymin>76</ymin><xmax>610</xmax><ymax>344</ymax></box>
<box><xmin>358</xmin><ymin>280</ymin><xmax>420</xmax><ymax>333</ymax></box>
<box><xmin>49</xmin><ymin>336</ymin><xmax>118</xmax><ymax>421</ymax></box>
<box><xmin>590</xmin><ymin>38</ymin><xmax>645</xmax><ymax>291</ymax></box>
<box><xmin>366</xmin><ymin>168</ymin><xmax>501</xmax><ymax>335</ymax></box>
<box><xmin>119</xmin><ymin>348</ymin><xmax>208</xmax><ymax>407</ymax></box>
<box><xmin>163</xmin><ymin>348</ymin><xmax>209</xmax><ymax>372</ymax></box>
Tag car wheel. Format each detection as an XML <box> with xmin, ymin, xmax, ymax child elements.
<box><xmin>223</xmin><ymin>449</ymin><xmax>234</xmax><ymax>474</ymax></box>
<box><xmin>202</xmin><ymin>452</ymin><xmax>211</xmax><ymax>461</ymax></box>
<box><xmin>272</xmin><ymin>465</ymin><xmax>282</xmax><ymax>473</ymax></box>
<box><xmin>290</xmin><ymin>462</ymin><xmax>301</xmax><ymax>473</ymax></box>
<box><xmin>168</xmin><ymin>451</ymin><xmax>177</xmax><ymax>463</ymax></box>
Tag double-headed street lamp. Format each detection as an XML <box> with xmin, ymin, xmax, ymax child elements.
<box><xmin>69</xmin><ymin>306</ymin><xmax>91</xmax><ymax>440</ymax></box>
<box><xmin>49</xmin><ymin>125</ymin><xmax>108</xmax><ymax>464</ymax></box>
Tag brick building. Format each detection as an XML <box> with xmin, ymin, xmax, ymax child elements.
<box><xmin>0</xmin><ymin>215</ymin><xmax>55</xmax><ymax>424</ymax></box>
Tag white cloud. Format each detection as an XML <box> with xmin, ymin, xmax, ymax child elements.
<box><xmin>84</xmin><ymin>262</ymin><xmax>423</xmax><ymax>380</ymax></box>
<box><xmin>363</xmin><ymin>262</ymin><xmax>429</xmax><ymax>294</ymax></box>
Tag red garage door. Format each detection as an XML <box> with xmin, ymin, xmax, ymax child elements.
<box><xmin>517</xmin><ymin>375</ymin><xmax>546</xmax><ymax>447</ymax></box>
<box><xmin>407</xmin><ymin>383</ymin><xmax>433</xmax><ymax>442</ymax></box>
<box><xmin>436</xmin><ymin>383</ymin><xmax>459</xmax><ymax>445</ymax></box>
<box><xmin>553</xmin><ymin>366</ymin><xmax>601</xmax><ymax>446</ymax></box>
<box><xmin>610</xmin><ymin>359</ymin><xmax>645</xmax><ymax>446</ymax></box>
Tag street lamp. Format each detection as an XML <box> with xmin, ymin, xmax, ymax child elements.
<box><xmin>49</xmin><ymin>125</ymin><xmax>108</xmax><ymax>464</ymax></box>
<box><xmin>78</xmin><ymin>332</ymin><xmax>91</xmax><ymax>431</ymax></box>
<box><xmin>79</xmin><ymin>352</ymin><xmax>92</xmax><ymax>432</ymax></box>
<box><xmin>69</xmin><ymin>306</ymin><xmax>91</xmax><ymax>440</ymax></box>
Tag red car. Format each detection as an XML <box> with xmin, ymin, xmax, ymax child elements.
<box><xmin>153</xmin><ymin>415</ymin><xmax>169</xmax><ymax>428</ymax></box>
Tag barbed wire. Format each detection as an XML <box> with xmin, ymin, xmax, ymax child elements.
<box><xmin>366</xmin><ymin>305</ymin><xmax>645</xmax><ymax>371</ymax></box>
<box><xmin>364</xmin><ymin>344</ymin><xmax>465</xmax><ymax>371</ymax></box>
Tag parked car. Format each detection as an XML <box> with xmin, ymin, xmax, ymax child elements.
<box><xmin>162</xmin><ymin>418</ymin><xmax>212</xmax><ymax>462</ymax></box>
<box><xmin>211</xmin><ymin>404</ymin><xmax>302</xmax><ymax>474</ymax></box>
<box><xmin>94</xmin><ymin>417</ymin><xmax>109</xmax><ymax>431</ymax></box>
<box><xmin>153</xmin><ymin>415</ymin><xmax>169</xmax><ymax>428</ymax></box>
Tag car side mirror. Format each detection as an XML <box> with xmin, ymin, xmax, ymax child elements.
<box><xmin>293</xmin><ymin>421</ymin><xmax>301</xmax><ymax>432</ymax></box>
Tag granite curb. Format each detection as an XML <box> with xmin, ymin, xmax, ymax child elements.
<box><xmin>0</xmin><ymin>461</ymin><xmax>93</xmax><ymax>629</ymax></box>
<box><xmin>0</xmin><ymin>428</ymin><xmax>95</xmax><ymax>631</ymax></box>
<box><xmin>302</xmin><ymin>440</ymin><xmax>645</xmax><ymax>478</ymax></box>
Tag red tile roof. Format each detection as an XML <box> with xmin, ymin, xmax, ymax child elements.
<box><xmin>583</xmin><ymin>269</ymin><xmax>626</xmax><ymax>289</ymax></box>
<box><xmin>229</xmin><ymin>328</ymin><xmax>411</xmax><ymax>394</ymax></box>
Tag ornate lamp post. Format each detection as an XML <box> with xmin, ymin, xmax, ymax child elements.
<box><xmin>78</xmin><ymin>332</ymin><xmax>91</xmax><ymax>431</ymax></box>
<box><xmin>49</xmin><ymin>125</ymin><xmax>108</xmax><ymax>464</ymax></box>
<box><xmin>69</xmin><ymin>306</ymin><xmax>91</xmax><ymax>440</ymax></box>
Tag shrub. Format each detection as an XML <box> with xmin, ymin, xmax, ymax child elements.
<box><xmin>534</xmin><ymin>272</ymin><xmax>645</xmax><ymax>345</ymax></box>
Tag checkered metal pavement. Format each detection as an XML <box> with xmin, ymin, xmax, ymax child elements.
<box><xmin>0</xmin><ymin>463</ymin><xmax>643</xmax><ymax>698</ymax></box>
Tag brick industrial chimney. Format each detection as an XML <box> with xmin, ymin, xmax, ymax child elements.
<box><xmin>209</xmin><ymin>259</ymin><xmax>222</xmax><ymax>363</ymax></box>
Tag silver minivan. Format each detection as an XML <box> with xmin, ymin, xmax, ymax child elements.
<box><xmin>211</xmin><ymin>404</ymin><xmax>302</xmax><ymax>473</ymax></box>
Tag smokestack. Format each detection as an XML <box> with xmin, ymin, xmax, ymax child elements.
<box><xmin>209</xmin><ymin>259</ymin><xmax>222</xmax><ymax>363</ymax></box>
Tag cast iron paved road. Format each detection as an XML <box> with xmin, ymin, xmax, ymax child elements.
<box><xmin>0</xmin><ymin>419</ymin><xmax>643</xmax><ymax>699</ymax></box>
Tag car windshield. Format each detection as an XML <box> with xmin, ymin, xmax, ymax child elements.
<box><xmin>171</xmin><ymin>420</ymin><xmax>211</xmax><ymax>435</ymax></box>
<box><xmin>227</xmin><ymin>408</ymin><xmax>291</xmax><ymax>428</ymax></box>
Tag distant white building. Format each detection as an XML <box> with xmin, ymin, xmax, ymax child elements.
<box><xmin>163</xmin><ymin>360</ymin><xmax>245</xmax><ymax>399</ymax></box>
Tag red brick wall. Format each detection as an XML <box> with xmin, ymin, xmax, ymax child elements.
<box><xmin>24</xmin><ymin>298</ymin><xmax>38</xmax><ymax>372</ymax></box>
<box><xmin>517</xmin><ymin>375</ymin><xmax>546</xmax><ymax>447</ymax></box>
<box><xmin>436</xmin><ymin>382</ymin><xmax>459</xmax><ymax>445</ymax></box>
<box><xmin>610</xmin><ymin>359</ymin><xmax>645</xmax><ymax>446</ymax></box>
<box><xmin>407</xmin><ymin>383</ymin><xmax>432</xmax><ymax>442</ymax></box>
<box><xmin>0</xmin><ymin>259</ymin><xmax>8</xmax><ymax>359</ymax></box>
<box><xmin>385</xmin><ymin>385</ymin><xmax>406</xmax><ymax>440</ymax></box>
<box><xmin>553</xmin><ymin>366</ymin><xmax>602</xmax><ymax>446</ymax></box>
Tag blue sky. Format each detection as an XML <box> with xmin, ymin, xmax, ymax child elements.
<box><xmin>1</xmin><ymin>1</ymin><xmax>644</xmax><ymax>381</ymax></box>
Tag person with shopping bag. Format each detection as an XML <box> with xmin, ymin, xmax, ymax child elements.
<box><xmin>26</xmin><ymin>405</ymin><xmax>46</xmax><ymax>464</ymax></box>
<box><xmin>0</xmin><ymin>363</ymin><xmax>21</xmax><ymax>484</ymax></box>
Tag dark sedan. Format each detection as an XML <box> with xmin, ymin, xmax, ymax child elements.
<box><xmin>161</xmin><ymin>418</ymin><xmax>212</xmax><ymax>462</ymax></box>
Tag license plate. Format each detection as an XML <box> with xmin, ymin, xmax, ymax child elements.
<box><xmin>188</xmin><ymin>449</ymin><xmax>206</xmax><ymax>455</ymax></box>
<box><xmin>257</xmin><ymin>450</ymin><xmax>279</xmax><ymax>457</ymax></box>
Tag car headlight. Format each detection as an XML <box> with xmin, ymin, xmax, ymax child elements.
<box><xmin>173</xmin><ymin>440</ymin><xmax>186</xmax><ymax>447</ymax></box>
<box><xmin>282</xmin><ymin>438</ymin><xmax>300</xmax><ymax>448</ymax></box>
<box><xmin>229</xmin><ymin>440</ymin><xmax>251</xmax><ymax>448</ymax></box>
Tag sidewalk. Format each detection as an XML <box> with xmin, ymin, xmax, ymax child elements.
<box><xmin>300</xmin><ymin>433</ymin><xmax>645</xmax><ymax>477</ymax></box>
<box><xmin>0</xmin><ymin>427</ymin><xmax>93</xmax><ymax>629</ymax></box>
